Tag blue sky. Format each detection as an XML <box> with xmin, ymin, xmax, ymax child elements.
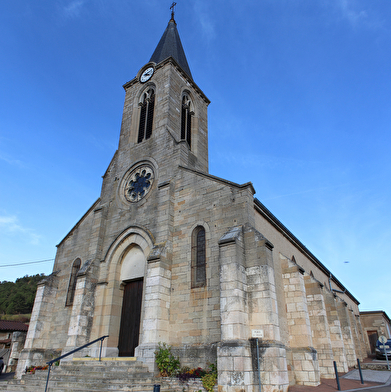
<box><xmin>1</xmin><ymin>1</ymin><xmax>390</xmax><ymax>316</ymax></box>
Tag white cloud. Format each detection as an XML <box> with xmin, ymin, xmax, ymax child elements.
<box><xmin>0</xmin><ymin>152</ymin><xmax>24</xmax><ymax>168</ymax></box>
<box><xmin>63</xmin><ymin>0</ymin><xmax>86</xmax><ymax>18</ymax></box>
<box><xmin>193</xmin><ymin>2</ymin><xmax>216</xmax><ymax>41</ymax></box>
<box><xmin>331</xmin><ymin>0</ymin><xmax>384</xmax><ymax>31</ymax></box>
<box><xmin>0</xmin><ymin>216</ymin><xmax>21</xmax><ymax>232</ymax></box>
<box><xmin>338</xmin><ymin>0</ymin><xmax>368</xmax><ymax>27</ymax></box>
<box><xmin>0</xmin><ymin>215</ymin><xmax>42</xmax><ymax>245</ymax></box>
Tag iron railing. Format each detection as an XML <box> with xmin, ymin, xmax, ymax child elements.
<box><xmin>44</xmin><ymin>335</ymin><xmax>109</xmax><ymax>392</ymax></box>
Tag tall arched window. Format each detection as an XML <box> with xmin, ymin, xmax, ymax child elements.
<box><xmin>65</xmin><ymin>258</ymin><xmax>81</xmax><ymax>306</ymax></box>
<box><xmin>191</xmin><ymin>226</ymin><xmax>206</xmax><ymax>288</ymax></box>
<box><xmin>138</xmin><ymin>88</ymin><xmax>155</xmax><ymax>143</ymax></box>
<box><xmin>181</xmin><ymin>94</ymin><xmax>192</xmax><ymax>148</ymax></box>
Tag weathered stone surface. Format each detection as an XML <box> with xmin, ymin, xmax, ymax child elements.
<box><xmin>15</xmin><ymin>17</ymin><xmax>367</xmax><ymax>392</ymax></box>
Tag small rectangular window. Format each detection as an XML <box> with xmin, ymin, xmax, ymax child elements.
<box><xmin>191</xmin><ymin>227</ymin><xmax>206</xmax><ymax>288</ymax></box>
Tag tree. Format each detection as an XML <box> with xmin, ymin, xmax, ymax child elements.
<box><xmin>0</xmin><ymin>274</ymin><xmax>46</xmax><ymax>315</ymax></box>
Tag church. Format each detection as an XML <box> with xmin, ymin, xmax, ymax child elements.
<box><xmin>16</xmin><ymin>10</ymin><xmax>367</xmax><ymax>392</ymax></box>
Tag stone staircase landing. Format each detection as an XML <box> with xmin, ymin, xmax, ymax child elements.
<box><xmin>0</xmin><ymin>358</ymin><xmax>203</xmax><ymax>392</ymax></box>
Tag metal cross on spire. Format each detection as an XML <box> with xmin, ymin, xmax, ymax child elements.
<box><xmin>170</xmin><ymin>2</ymin><xmax>177</xmax><ymax>21</ymax></box>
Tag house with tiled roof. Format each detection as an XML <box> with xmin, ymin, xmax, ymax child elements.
<box><xmin>360</xmin><ymin>311</ymin><xmax>391</xmax><ymax>356</ymax></box>
<box><xmin>0</xmin><ymin>320</ymin><xmax>28</xmax><ymax>373</ymax></box>
<box><xmin>0</xmin><ymin>320</ymin><xmax>28</xmax><ymax>347</ymax></box>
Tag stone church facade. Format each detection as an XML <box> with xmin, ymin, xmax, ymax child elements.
<box><xmin>17</xmin><ymin>15</ymin><xmax>367</xmax><ymax>392</ymax></box>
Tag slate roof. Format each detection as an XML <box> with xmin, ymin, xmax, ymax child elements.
<box><xmin>0</xmin><ymin>320</ymin><xmax>28</xmax><ymax>332</ymax></box>
<box><xmin>150</xmin><ymin>18</ymin><xmax>192</xmax><ymax>80</ymax></box>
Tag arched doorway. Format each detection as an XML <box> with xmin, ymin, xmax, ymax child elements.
<box><xmin>118</xmin><ymin>245</ymin><xmax>145</xmax><ymax>356</ymax></box>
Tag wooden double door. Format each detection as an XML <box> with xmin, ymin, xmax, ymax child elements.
<box><xmin>118</xmin><ymin>279</ymin><xmax>143</xmax><ymax>357</ymax></box>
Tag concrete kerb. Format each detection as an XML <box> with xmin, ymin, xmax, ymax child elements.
<box><xmin>341</xmin><ymin>369</ymin><xmax>391</xmax><ymax>391</ymax></box>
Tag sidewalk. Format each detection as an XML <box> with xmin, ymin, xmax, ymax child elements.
<box><xmin>289</xmin><ymin>369</ymin><xmax>391</xmax><ymax>392</ymax></box>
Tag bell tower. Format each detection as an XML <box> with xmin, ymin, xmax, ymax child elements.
<box><xmin>93</xmin><ymin>8</ymin><xmax>212</xmax><ymax>363</ymax></box>
<box><xmin>114</xmin><ymin>10</ymin><xmax>210</xmax><ymax>190</ymax></box>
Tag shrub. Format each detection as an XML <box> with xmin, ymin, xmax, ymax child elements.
<box><xmin>201</xmin><ymin>363</ymin><xmax>217</xmax><ymax>392</ymax></box>
<box><xmin>154</xmin><ymin>342</ymin><xmax>180</xmax><ymax>377</ymax></box>
<box><xmin>26</xmin><ymin>365</ymin><xmax>48</xmax><ymax>374</ymax></box>
<box><xmin>201</xmin><ymin>373</ymin><xmax>217</xmax><ymax>392</ymax></box>
<box><xmin>177</xmin><ymin>366</ymin><xmax>207</xmax><ymax>383</ymax></box>
<box><xmin>177</xmin><ymin>367</ymin><xmax>193</xmax><ymax>383</ymax></box>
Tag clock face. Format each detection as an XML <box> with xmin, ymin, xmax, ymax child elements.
<box><xmin>123</xmin><ymin>165</ymin><xmax>154</xmax><ymax>203</ymax></box>
<box><xmin>140</xmin><ymin>67</ymin><xmax>154</xmax><ymax>83</ymax></box>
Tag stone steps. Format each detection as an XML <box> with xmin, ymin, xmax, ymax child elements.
<box><xmin>0</xmin><ymin>387</ymin><xmax>162</xmax><ymax>392</ymax></box>
<box><xmin>0</xmin><ymin>359</ymin><xmax>185</xmax><ymax>392</ymax></box>
<box><xmin>27</xmin><ymin>370</ymin><xmax>154</xmax><ymax>381</ymax></box>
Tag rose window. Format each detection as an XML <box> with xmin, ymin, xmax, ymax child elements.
<box><xmin>123</xmin><ymin>165</ymin><xmax>154</xmax><ymax>203</ymax></box>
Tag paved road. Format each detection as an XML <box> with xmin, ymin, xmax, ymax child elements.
<box><xmin>343</xmin><ymin>369</ymin><xmax>391</xmax><ymax>383</ymax></box>
<box><xmin>348</xmin><ymin>386</ymin><xmax>391</xmax><ymax>392</ymax></box>
<box><xmin>342</xmin><ymin>369</ymin><xmax>391</xmax><ymax>392</ymax></box>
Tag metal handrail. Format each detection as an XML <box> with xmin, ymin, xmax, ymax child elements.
<box><xmin>44</xmin><ymin>335</ymin><xmax>109</xmax><ymax>392</ymax></box>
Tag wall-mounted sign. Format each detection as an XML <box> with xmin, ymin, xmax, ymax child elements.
<box><xmin>252</xmin><ymin>330</ymin><xmax>264</xmax><ymax>338</ymax></box>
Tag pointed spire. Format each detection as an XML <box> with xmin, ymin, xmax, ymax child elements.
<box><xmin>149</xmin><ymin>5</ymin><xmax>193</xmax><ymax>80</ymax></box>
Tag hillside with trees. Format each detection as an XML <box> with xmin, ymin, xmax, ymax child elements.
<box><xmin>0</xmin><ymin>274</ymin><xmax>46</xmax><ymax>316</ymax></box>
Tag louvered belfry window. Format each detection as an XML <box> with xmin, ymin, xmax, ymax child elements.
<box><xmin>138</xmin><ymin>88</ymin><xmax>155</xmax><ymax>143</ymax></box>
<box><xmin>191</xmin><ymin>226</ymin><xmax>206</xmax><ymax>288</ymax></box>
<box><xmin>181</xmin><ymin>95</ymin><xmax>192</xmax><ymax>148</ymax></box>
<box><xmin>66</xmin><ymin>258</ymin><xmax>81</xmax><ymax>306</ymax></box>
